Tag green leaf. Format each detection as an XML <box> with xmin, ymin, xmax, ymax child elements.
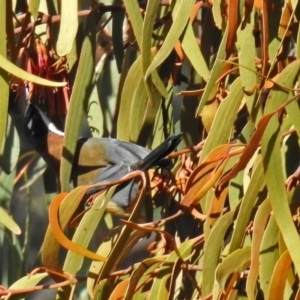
<box><xmin>0</xmin><ymin>207</ymin><xmax>21</xmax><ymax>235</ymax></box>
<box><xmin>117</xmin><ymin>56</ymin><xmax>143</xmax><ymax>141</ymax></box>
<box><xmin>86</xmin><ymin>55</ymin><xmax>107</xmax><ymax>138</ymax></box>
<box><xmin>28</xmin><ymin>0</ymin><xmax>40</xmax><ymax>20</ymax></box>
<box><xmin>124</xmin><ymin>257</ymin><xmax>166</xmax><ymax>300</ymax></box>
<box><xmin>0</xmin><ymin>113</ymin><xmax>20</xmax><ymax>174</ymax></box>
<box><xmin>202</xmin><ymin>210</ymin><xmax>235</xmax><ymax>296</ymax></box>
<box><xmin>141</xmin><ymin>0</ymin><xmax>168</xmax><ymax>102</ymax></box>
<box><xmin>236</xmin><ymin>11</ymin><xmax>261</xmax><ymax>123</ymax></box>
<box><xmin>215</xmin><ymin>246</ymin><xmax>251</xmax><ymax>292</ymax></box>
<box><xmin>259</xmin><ymin>216</ymin><xmax>279</xmax><ymax>296</ymax></box>
<box><xmin>56</xmin><ymin>0</ymin><xmax>78</xmax><ymax>56</ymax></box>
<box><xmin>196</xmin><ymin>26</ymin><xmax>228</xmax><ymax>115</ymax></box>
<box><xmin>181</xmin><ymin>22</ymin><xmax>209</xmax><ymax>81</ymax></box>
<box><xmin>122</xmin><ymin>0</ymin><xmax>143</xmax><ymax>47</ymax></box>
<box><xmin>148</xmin><ymin>238</ymin><xmax>196</xmax><ymax>299</ymax></box>
<box><xmin>130</xmin><ymin>83</ymin><xmax>161</xmax><ymax>144</ymax></box>
<box><xmin>0</xmin><ymin>168</ymin><xmax>15</xmax><ymax>204</ymax></box>
<box><xmin>0</xmin><ymin>2</ymin><xmax>9</xmax><ymax>159</ymax></box>
<box><xmin>212</xmin><ymin>0</ymin><xmax>223</xmax><ymax>29</ymax></box>
<box><xmin>8</xmin><ymin>272</ymin><xmax>48</xmax><ymax>298</ymax></box>
<box><xmin>261</xmin><ymin>72</ymin><xmax>300</xmax><ymax>277</ymax></box>
<box><xmin>229</xmin><ymin>158</ymin><xmax>265</xmax><ymax>253</ymax></box>
<box><xmin>94</xmin><ymin>180</ymin><xmax>148</xmax><ymax>287</ymax></box>
<box><xmin>60</xmin><ymin>10</ymin><xmax>97</xmax><ymax>191</ymax></box>
<box><xmin>246</xmin><ymin>199</ymin><xmax>271</xmax><ymax>300</ymax></box>
<box><xmin>0</xmin><ymin>54</ymin><xmax>67</xmax><ymax>87</ymax></box>
<box><xmin>87</xmin><ymin>226</ymin><xmax>123</xmax><ymax>298</ymax></box>
<box><xmin>200</xmin><ymin>77</ymin><xmax>244</xmax><ymax>163</ymax></box>
<box><xmin>145</xmin><ymin>0</ymin><xmax>194</xmax><ymax>78</ymax></box>
<box><xmin>62</xmin><ymin>187</ymin><xmax>116</xmax><ymax>275</ymax></box>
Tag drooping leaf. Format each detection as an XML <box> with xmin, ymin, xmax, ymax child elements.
<box><xmin>48</xmin><ymin>189</ymin><xmax>107</xmax><ymax>262</ymax></box>
<box><xmin>0</xmin><ymin>54</ymin><xmax>67</xmax><ymax>87</ymax></box>
<box><xmin>62</xmin><ymin>186</ymin><xmax>118</xmax><ymax>275</ymax></box>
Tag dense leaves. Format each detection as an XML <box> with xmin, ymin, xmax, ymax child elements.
<box><xmin>1</xmin><ymin>1</ymin><xmax>300</xmax><ymax>299</ymax></box>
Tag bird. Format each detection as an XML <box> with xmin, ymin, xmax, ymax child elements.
<box><xmin>23</xmin><ymin>102</ymin><xmax>182</xmax><ymax>208</ymax></box>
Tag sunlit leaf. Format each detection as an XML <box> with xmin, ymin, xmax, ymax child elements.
<box><xmin>0</xmin><ymin>207</ymin><xmax>21</xmax><ymax>235</ymax></box>
<box><xmin>0</xmin><ymin>1</ymin><xmax>9</xmax><ymax>158</ymax></box>
<box><xmin>48</xmin><ymin>189</ymin><xmax>106</xmax><ymax>262</ymax></box>
<box><xmin>200</xmin><ymin>77</ymin><xmax>244</xmax><ymax>163</ymax></box>
<box><xmin>259</xmin><ymin>217</ymin><xmax>279</xmax><ymax>296</ymax></box>
<box><xmin>8</xmin><ymin>272</ymin><xmax>48</xmax><ymax>293</ymax></box>
<box><xmin>246</xmin><ymin>199</ymin><xmax>271</xmax><ymax>300</ymax></box>
<box><xmin>216</xmin><ymin>246</ymin><xmax>251</xmax><ymax>292</ymax></box>
<box><xmin>63</xmin><ymin>187</ymin><xmax>117</xmax><ymax>275</ymax></box>
<box><xmin>56</xmin><ymin>0</ymin><xmax>78</xmax><ymax>56</ymax></box>
<box><xmin>0</xmin><ymin>54</ymin><xmax>67</xmax><ymax>87</ymax></box>
<box><xmin>181</xmin><ymin>22</ymin><xmax>209</xmax><ymax>81</ymax></box>
<box><xmin>145</xmin><ymin>0</ymin><xmax>194</xmax><ymax>78</ymax></box>
<box><xmin>202</xmin><ymin>210</ymin><xmax>235</xmax><ymax>297</ymax></box>
<box><xmin>229</xmin><ymin>158</ymin><xmax>265</xmax><ymax>253</ymax></box>
<box><xmin>28</xmin><ymin>0</ymin><xmax>40</xmax><ymax>20</ymax></box>
<box><xmin>60</xmin><ymin>9</ymin><xmax>97</xmax><ymax>191</ymax></box>
<box><xmin>261</xmin><ymin>97</ymin><xmax>300</xmax><ymax>276</ymax></box>
<box><xmin>268</xmin><ymin>250</ymin><xmax>293</xmax><ymax>300</ymax></box>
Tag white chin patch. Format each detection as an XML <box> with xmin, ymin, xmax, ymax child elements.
<box><xmin>48</xmin><ymin>123</ymin><xmax>64</xmax><ymax>136</ymax></box>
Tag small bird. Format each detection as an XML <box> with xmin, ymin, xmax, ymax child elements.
<box><xmin>23</xmin><ymin>102</ymin><xmax>182</xmax><ymax>208</ymax></box>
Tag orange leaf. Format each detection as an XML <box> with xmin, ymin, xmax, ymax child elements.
<box><xmin>190</xmin><ymin>2</ymin><xmax>203</xmax><ymax>22</ymax></box>
<box><xmin>219</xmin><ymin>95</ymin><xmax>297</xmax><ymax>186</ymax></box>
<box><xmin>268</xmin><ymin>251</ymin><xmax>292</xmax><ymax>300</ymax></box>
<box><xmin>181</xmin><ymin>158</ymin><xmax>229</xmax><ymax>207</ymax></box>
<box><xmin>49</xmin><ymin>189</ymin><xmax>107</xmax><ymax>262</ymax></box>
<box><xmin>207</xmin><ymin>184</ymin><xmax>229</xmax><ymax>225</ymax></box>
<box><xmin>226</xmin><ymin>0</ymin><xmax>239</xmax><ymax>58</ymax></box>
<box><xmin>174</xmin><ymin>41</ymin><xmax>184</xmax><ymax>61</ymax></box>
<box><xmin>108</xmin><ymin>279</ymin><xmax>130</xmax><ymax>300</ymax></box>
<box><xmin>254</xmin><ymin>0</ymin><xmax>263</xmax><ymax>9</ymax></box>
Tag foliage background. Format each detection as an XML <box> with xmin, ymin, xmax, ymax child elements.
<box><xmin>1</xmin><ymin>0</ymin><xmax>300</xmax><ymax>299</ymax></box>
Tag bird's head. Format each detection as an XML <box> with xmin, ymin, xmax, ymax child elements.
<box><xmin>23</xmin><ymin>102</ymin><xmax>64</xmax><ymax>143</ymax></box>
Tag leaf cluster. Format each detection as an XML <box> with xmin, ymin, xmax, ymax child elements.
<box><xmin>1</xmin><ymin>1</ymin><xmax>300</xmax><ymax>300</ymax></box>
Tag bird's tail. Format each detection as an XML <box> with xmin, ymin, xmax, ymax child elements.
<box><xmin>133</xmin><ymin>133</ymin><xmax>183</xmax><ymax>171</ymax></box>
